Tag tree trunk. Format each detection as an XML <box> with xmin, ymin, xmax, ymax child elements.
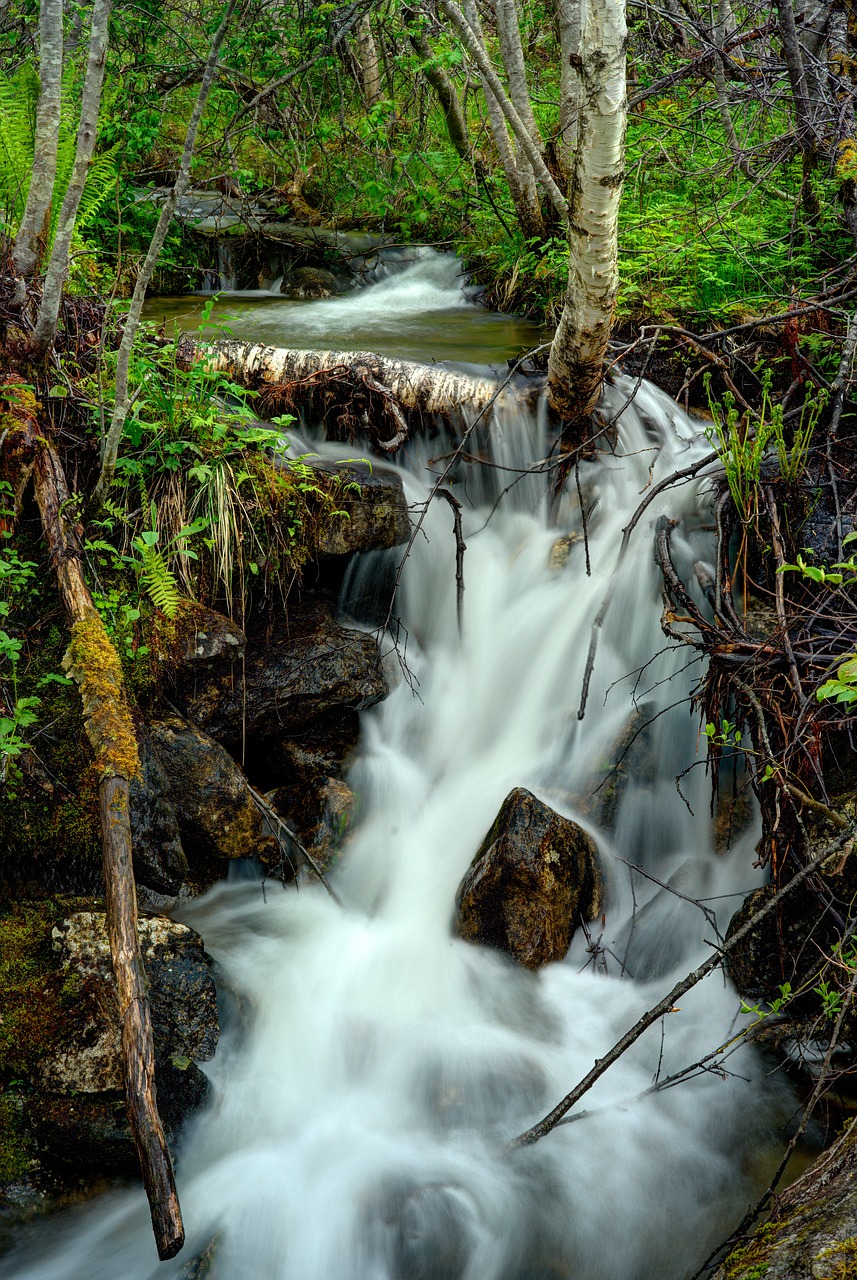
<box><xmin>547</xmin><ymin>0</ymin><xmax>626</xmax><ymax>424</ymax></box>
<box><xmin>1</xmin><ymin>378</ymin><xmax>185</xmax><ymax>1261</ymax></box>
<box><xmin>31</xmin><ymin>0</ymin><xmax>112</xmax><ymax>355</ymax></box>
<box><xmin>177</xmin><ymin>335</ymin><xmax>520</xmax><ymax>441</ymax></box>
<box><xmin>556</xmin><ymin>0</ymin><xmax>582</xmax><ymax>183</ymax></box>
<box><xmin>11</xmin><ymin>0</ymin><xmax>63</xmax><ymax>277</ymax></box>
<box><xmin>494</xmin><ymin>0</ymin><xmax>544</xmax><ymax>232</ymax></box>
<box><xmin>403</xmin><ymin>6</ymin><xmax>472</xmax><ymax>161</ymax></box>
<box><xmin>356</xmin><ymin>13</ymin><xmax>383</xmax><ymax>107</ymax></box>
<box><xmin>94</xmin><ymin>0</ymin><xmax>237</xmax><ymax>506</ymax></box>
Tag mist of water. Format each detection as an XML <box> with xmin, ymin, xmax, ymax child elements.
<box><xmin>3</xmin><ymin>370</ymin><xmax>791</xmax><ymax>1280</ymax></box>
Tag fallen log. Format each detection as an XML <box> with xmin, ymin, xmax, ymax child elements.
<box><xmin>176</xmin><ymin>335</ymin><xmax>535</xmax><ymax>449</ymax></box>
<box><xmin>1</xmin><ymin>377</ymin><xmax>184</xmax><ymax>1260</ymax></box>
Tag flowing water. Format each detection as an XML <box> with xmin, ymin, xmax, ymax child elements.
<box><xmin>7</xmin><ymin>255</ymin><xmax>793</xmax><ymax>1279</ymax></box>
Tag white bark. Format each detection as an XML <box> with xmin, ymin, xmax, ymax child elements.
<box><xmin>94</xmin><ymin>0</ymin><xmax>237</xmax><ymax>506</ymax></box>
<box><xmin>402</xmin><ymin>5</ymin><xmax>471</xmax><ymax>160</ymax></box>
<box><xmin>12</xmin><ymin>0</ymin><xmax>63</xmax><ymax>275</ymax></box>
<box><xmin>494</xmin><ymin>0</ymin><xmax>542</xmax><ymax>227</ymax></box>
<box><xmin>440</xmin><ymin>0</ymin><xmax>567</xmax><ymax>221</ymax></box>
<box><xmin>32</xmin><ymin>0</ymin><xmax>112</xmax><ymax>355</ymax></box>
<box><xmin>556</xmin><ymin>0</ymin><xmax>582</xmax><ymax>183</ymax></box>
<box><xmin>356</xmin><ymin>13</ymin><xmax>383</xmax><ymax>107</ymax></box>
<box><xmin>548</xmin><ymin>0</ymin><xmax>627</xmax><ymax>421</ymax></box>
<box><xmin>180</xmin><ymin>338</ymin><xmax>508</xmax><ymax>421</ymax></box>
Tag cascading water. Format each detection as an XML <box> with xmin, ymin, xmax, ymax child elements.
<box><xmin>8</xmin><ymin>263</ymin><xmax>793</xmax><ymax>1280</ymax></box>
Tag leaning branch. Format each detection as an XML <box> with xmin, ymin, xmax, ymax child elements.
<box><xmin>510</xmin><ymin>822</ymin><xmax>855</xmax><ymax>1148</ymax></box>
<box><xmin>1</xmin><ymin>378</ymin><xmax>184</xmax><ymax>1260</ymax></box>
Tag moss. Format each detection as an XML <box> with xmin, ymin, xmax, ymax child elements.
<box><xmin>63</xmin><ymin>609</ymin><xmax>140</xmax><ymax>780</ymax></box>
<box><xmin>0</xmin><ymin>899</ymin><xmax>101</xmax><ymax>1085</ymax></box>
<box><xmin>815</xmin><ymin>1238</ymin><xmax>857</xmax><ymax>1280</ymax></box>
<box><xmin>0</xmin><ymin>1094</ymin><xmax>30</xmax><ymax>1184</ymax></box>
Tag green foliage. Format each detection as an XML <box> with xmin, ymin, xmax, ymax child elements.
<box><xmin>0</xmin><ymin>64</ymin><xmax>119</xmax><ymax>250</ymax></box>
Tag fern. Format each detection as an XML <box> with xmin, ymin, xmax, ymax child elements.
<box><xmin>134</xmin><ymin>542</ymin><xmax>182</xmax><ymax>618</ymax></box>
<box><xmin>0</xmin><ymin>63</ymin><xmax>119</xmax><ymax>246</ymax></box>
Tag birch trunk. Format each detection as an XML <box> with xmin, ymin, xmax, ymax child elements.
<box><xmin>31</xmin><ymin>0</ymin><xmax>112</xmax><ymax>355</ymax></box>
<box><xmin>1</xmin><ymin>378</ymin><xmax>184</xmax><ymax>1261</ymax></box>
<box><xmin>441</xmin><ymin>0</ymin><xmax>567</xmax><ymax>221</ymax></box>
<box><xmin>356</xmin><ymin>13</ymin><xmax>383</xmax><ymax>107</ymax></box>
<box><xmin>12</xmin><ymin>0</ymin><xmax>63</xmax><ymax>276</ymax></box>
<box><xmin>177</xmin><ymin>336</ymin><xmax>509</xmax><ymax>425</ymax></box>
<box><xmin>547</xmin><ymin>0</ymin><xmax>627</xmax><ymax>423</ymax></box>
<box><xmin>556</xmin><ymin>0</ymin><xmax>582</xmax><ymax>183</ymax></box>
<box><xmin>93</xmin><ymin>0</ymin><xmax>237</xmax><ymax>507</ymax></box>
<box><xmin>402</xmin><ymin>6</ymin><xmax>471</xmax><ymax>161</ymax></box>
<box><xmin>494</xmin><ymin>0</ymin><xmax>543</xmax><ymax>232</ymax></box>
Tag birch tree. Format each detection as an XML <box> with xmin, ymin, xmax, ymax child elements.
<box><xmin>11</xmin><ymin>0</ymin><xmax>63</xmax><ymax>277</ymax></box>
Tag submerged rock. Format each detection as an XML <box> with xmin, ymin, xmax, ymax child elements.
<box><xmin>364</xmin><ymin>1179</ymin><xmax>475</xmax><ymax>1280</ymax></box>
<box><xmin>285</xmin><ymin>265</ymin><xmax>338</xmax><ymax>298</ymax></box>
<box><xmin>454</xmin><ymin>788</ymin><xmax>602</xmax><ymax>969</ymax></box>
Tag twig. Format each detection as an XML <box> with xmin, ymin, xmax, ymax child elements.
<box><xmin>509</xmin><ymin>822</ymin><xmax>855</xmax><ymax>1149</ymax></box>
<box><xmin>437</xmin><ymin>487</ymin><xmax>466</xmax><ymax>631</ymax></box>
<box><xmin>248</xmin><ymin>785</ymin><xmax>343</xmax><ymax>906</ymax></box>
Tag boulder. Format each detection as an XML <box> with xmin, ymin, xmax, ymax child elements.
<box><xmin>312</xmin><ymin>465</ymin><xmax>411</xmax><ymax>557</ymax></box>
<box><xmin>174</xmin><ymin>604</ymin><xmax>245</xmax><ymax>669</ymax></box>
<box><xmin>0</xmin><ymin>902</ymin><xmax>218</xmax><ymax>1194</ymax></box>
<box><xmin>178</xmin><ymin>595</ymin><xmax>386</xmax><ymax>768</ymax></box>
<box><xmin>454</xmin><ymin>788</ymin><xmax>602</xmax><ymax>970</ymax></box>
<box><xmin>285</xmin><ymin>266</ymin><xmax>338</xmax><ymax>298</ymax></box>
<box><xmin>711</xmin><ymin>1120</ymin><xmax>857</xmax><ymax>1280</ymax></box>
<box><xmin>131</xmin><ymin>716</ymin><xmax>277</xmax><ymax>893</ymax></box>
<box><xmin>269</xmin><ymin>775</ymin><xmax>355</xmax><ymax>873</ymax></box>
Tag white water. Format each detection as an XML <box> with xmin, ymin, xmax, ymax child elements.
<box><xmin>7</xmin><ymin>281</ymin><xmax>792</xmax><ymax>1279</ymax></box>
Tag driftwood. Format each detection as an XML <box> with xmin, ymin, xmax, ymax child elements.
<box><xmin>176</xmin><ymin>335</ymin><xmax>527</xmax><ymax>446</ymax></box>
<box><xmin>2</xmin><ymin>378</ymin><xmax>184</xmax><ymax>1260</ymax></box>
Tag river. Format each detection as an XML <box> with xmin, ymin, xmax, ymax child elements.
<box><xmin>6</xmin><ymin>251</ymin><xmax>794</xmax><ymax>1279</ymax></box>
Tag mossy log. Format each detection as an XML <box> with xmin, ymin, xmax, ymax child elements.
<box><xmin>176</xmin><ymin>335</ymin><xmax>530</xmax><ymax>448</ymax></box>
<box><xmin>0</xmin><ymin>377</ymin><xmax>184</xmax><ymax>1260</ymax></box>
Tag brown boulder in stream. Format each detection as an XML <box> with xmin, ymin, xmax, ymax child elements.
<box><xmin>454</xmin><ymin>788</ymin><xmax>602</xmax><ymax>969</ymax></box>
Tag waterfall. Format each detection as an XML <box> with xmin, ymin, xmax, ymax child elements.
<box><xmin>4</xmin><ymin>374</ymin><xmax>790</xmax><ymax>1280</ymax></box>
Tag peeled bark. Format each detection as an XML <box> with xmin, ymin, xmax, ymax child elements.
<box><xmin>32</xmin><ymin>0</ymin><xmax>112</xmax><ymax>355</ymax></box>
<box><xmin>12</xmin><ymin>0</ymin><xmax>63</xmax><ymax>276</ymax></box>
<box><xmin>1</xmin><ymin>378</ymin><xmax>184</xmax><ymax>1260</ymax></box>
<box><xmin>547</xmin><ymin>0</ymin><xmax>627</xmax><ymax>424</ymax></box>
<box><xmin>178</xmin><ymin>336</ymin><xmax>508</xmax><ymax>429</ymax></box>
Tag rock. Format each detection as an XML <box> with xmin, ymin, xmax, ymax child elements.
<box><xmin>175</xmin><ymin>604</ymin><xmax>245</xmax><ymax>669</ymax></box>
<box><xmin>312</xmin><ymin>464</ymin><xmax>411</xmax><ymax>557</ymax></box>
<box><xmin>269</xmin><ymin>775</ymin><xmax>354</xmax><ymax>873</ymax></box>
<box><xmin>711</xmin><ymin>1120</ymin><xmax>857</xmax><ymax>1280</ymax></box>
<box><xmin>179</xmin><ymin>595</ymin><xmax>386</xmax><ymax>768</ymax></box>
<box><xmin>131</xmin><ymin>716</ymin><xmax>277</xmax><ymax>892</ymax></box>
<box><xmin>364</xmin><ymin>1179</ymin><xmax>475</xmax><ymax>1280</ymax></box>
<box><xmin>454</xmin><ymin>788</ymin><xmax>602</xmax><ymax>969</ymax></box>
<box><xmin>285</xmin><ymin>266</ymin><xmax>338</xmax><ymax>298</ymax></box>
<box><xmin>43</xmin><ymin>912</ymin><xmax>218</xmax><ymax>1092</ymax></box>
<box><xmin>0</xmin><ymin>902</ymin><xmax>218</xmax><ymax>1191</ymax></box>
<box><xmin>548</xmin><ymin>533</ymin><xmax>578</xmax><ymax>570</ymax></box>
<box><xmin>725</xmin><ymin>884</ymin><xmax>827</xmax><ymax>1004</ymax></box>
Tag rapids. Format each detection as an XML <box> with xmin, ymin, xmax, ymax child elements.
<box><xmin>6</xmin><ymin>255</ymin><xmax>793</xmax><ymax>1280</ymax></box>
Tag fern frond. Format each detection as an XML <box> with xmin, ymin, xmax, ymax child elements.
<box><xmin>137</xmin><ymin>546</ymin><xmax>182</xmax><ymax>618</ymax></box>
<box><xmin>0</xmin><ymin>69</ymin><xmax>37</xmax><ymax>229</ymax></box>
<box><xmin>76</xmin><ymin>144</ymin><xmax>119</xmax><ymax>230</ymax></box>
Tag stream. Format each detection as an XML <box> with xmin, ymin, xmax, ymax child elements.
<box><xmin>8</xmin><ymin>252</ymin><xmax>794</xmax><ymax>1279</ymax></box>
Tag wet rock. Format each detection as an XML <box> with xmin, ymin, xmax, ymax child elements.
<box><xmin>175</xmin><ymin>605</ymin><xmax>245</xmax><ymax>669</ymax></box>
<box><xmin>131</xmin><ymin>716</ymin><xmax>277</xmax><ymax>892</ymax></box>
<box><xmin>312</xmin><ymin>464</ymin><xmax>411</xmax><ymax>557</ymax></box>
<box><xmin>570</xmin><ymin>703</ymin><xmax>654</xmax><ymax>830</ymax></box>
<box><xmin>547</xmin><ymin>532</ymin><xmax>578</xmax><ymax>571</ymax></box>
<box><xmin>725</xmin><ymin>884</ymin><xmax>827</xmax><ymax>1004</ymax></box>
<box><xmin>711</xmin><ymin>1121</ymin><xmax>857</xmax><ymax>1280</ymax></box>
<box><xmin>179</xmin><ymin>596</ymin><xmax>386</xmax><ymax>768</ymax></box>
<box><xmin>365</xmin><ymin>1179</ymin><xmax>475</xmax><ymax>1280</ymax></box>
<box><xmin>454</xmin><ymin>788</ymin><xmax>602</xmax><ymax>969</ymax></box>
<box><xmin>269</xmin><ymin>775</ymin><xmax>355</xmax><ymax>873</ymax></box>
<box><xmin>285</xmin><ymin>266</ymin><xmax>338</xmax><ymax>298</ymax></box>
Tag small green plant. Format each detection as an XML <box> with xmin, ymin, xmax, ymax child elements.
<box><xmin>123</xmin><ymin>504</ymin><xmax>210</xmax><ymax>619</ymax></box>
<box><xmin>740</xmin><ymin>982</ymin><xmax>793</xmax><ymax>1023</ymax></box>
<box><xmin>814</xmin><ymin>977</ymin><xmax>843</xmax><ymax>1020</ymax></box>
<box><xmin>705</xmin><ymin>718</ymin><xmax>743</xmax><ymax>748</ymax></box>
